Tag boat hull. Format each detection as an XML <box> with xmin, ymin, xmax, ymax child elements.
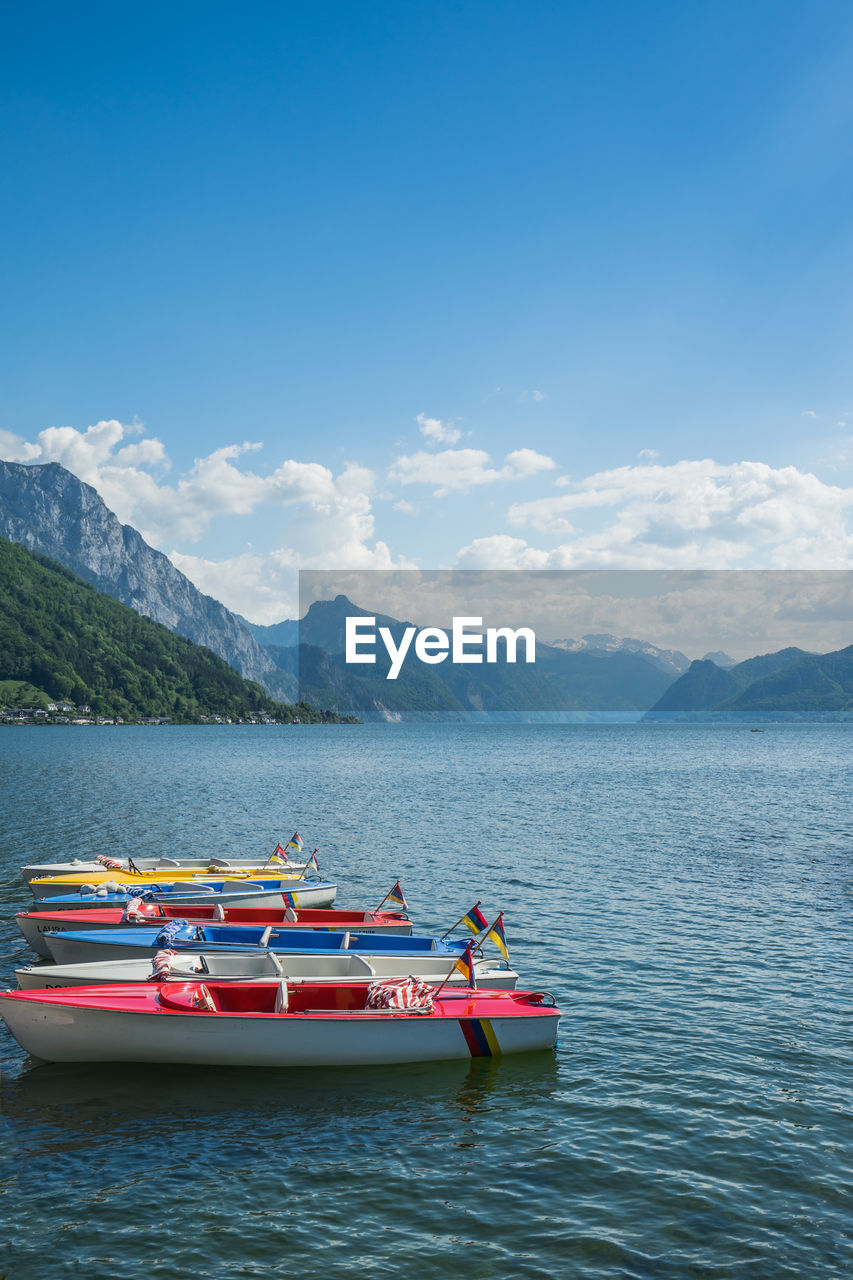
<box><xmin>20</xmin><ymin>857</ymin><xmax>311</xmax><ymax>884</ymax></box>
<box><xmin>42</xmin><ymin>926</ymin><xmax>465</xmax><ymax>964</ymax></box>
<box><xmin>18</xmin><ymin>904</ymin><xmax>404</xmax><ymax>958</ymax></box>
<box><xmin>0</xmin><ymin>986</ymin><xmax>558</xmax><ymax>1066</ymax></box>
<box><xmin>28</xmin><ymin>883</ymin><xmax>339</xmax><ymax>913</ymax></box>
<box><xmin>16</xmin><ymin>953</ymin><xmax>519</xmax><ymax>989</ymax></box>
<box><xmin>30</xmin><ymin>870</ymin><xmax>327</xmax><ymax>897</ymax></box>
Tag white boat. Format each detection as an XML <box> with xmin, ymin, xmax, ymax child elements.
<box><xmin>15</xmin><ymin>951</ymin><xmax>519</xmax><ymax>990</ymax></box>
<box><xmin>0</xmin><ymin>981</ymin><xmax>560</xmax><ymax>1065</ymax></box>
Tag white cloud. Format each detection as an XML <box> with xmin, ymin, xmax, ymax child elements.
<box><xmin>492</xmin><ymin>459</ymin><xmax>853</xmax><ymax>568</ymax></box>
<box><xmin>0</xmin><ymin>428</ymin><xmax>41</xmax><ymax>461</ymax></box>
<box><xmin>638</xmin><ymin>448</ymin><xmax>659</xmax><ymax>460</ymax></box>
<box><xmin>389</xmin><ymin>446</ymin><xmax>557</xmax><ymax>496</ymax></box>
<box><xmin>456</xmin><ymin>535</ymin><xmax>551</xmax><ymax>569</ymax></box>
<box><xmin>533</xmin><ymin>390</ymin><xmax>546</xmax><ymax>402</ymax></box>
<box><xmin>393</xmin><ymin>499</ymin><xmax>418</xmax><ymax>515</ymax></box>
<box><xmin>5</xmin><ymin>418</ymin><xmax>412</xmax><ymax>621</ymax></box>
<box><xmin>801</xmin><ymin>410</ymin><xmax>818</xmax><ymax>418</ymax></box>
<box><xmin>417</xmin><ymin>413</ymin><xmax>461</xmax><ymax>446</ymax></box>
<box><xmin>171</xmin><ymin>527</ymin><xmax>412</xmax><ymax>625</ymax></box>
<box><xmin>113</xmin><ymin>439</ymin><xmax>170</xmax><ymax>468</ymax></box>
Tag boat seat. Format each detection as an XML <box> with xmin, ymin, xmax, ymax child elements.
<box><xmin>274</xmin><ymin>979</ymin><xmax>288</xmax><ymax>1013</ymax></box>
<box><xmin>190</xmin><ymin>984</ymin><xmax>217</xmax><ymax>1012</ymax></box>
<box><xmin>158</xmin><ymin>983</ymin><xmax>217</xmax><ymax>1012</ymax></box>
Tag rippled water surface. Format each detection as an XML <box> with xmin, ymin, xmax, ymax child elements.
<box><xmin>0</xmin><ymin>723</ymin><xmax>851</xmax><ymax>1278</ymax></box>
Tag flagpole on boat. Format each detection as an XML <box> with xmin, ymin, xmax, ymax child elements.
<box><xmin>441</xmin><ymin>900</ymin><xmax>488</xmax><ymax>940</ymax></box>
<box><xmin>374</xmin><ymin>881</ymin><xmax>407</xmax><ymax>913</ymax></box>
<box><xmin>432</xmin><ymin>941</ymin><xmax>476</xmax><ymax>1000</ymax></box>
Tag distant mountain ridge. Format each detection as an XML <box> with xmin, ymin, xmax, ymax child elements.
<box><xmin>548</xmin><ymin>633</ymin><xmax>690</xmax><ymax>678</ymax></box>
<box><xmin>0</xmin><ymin>460</ymin><xmax>276</xmax><ymax>688</ymax></box>
<box><xmin>644</xmin><ymin>645</ymin><xmax>853</xmax><ymax>719</ymax></box>
<box><xmin>254</xmin><ymin>594</ymin><xmax>679</xmax><ymax>720</ymax></box>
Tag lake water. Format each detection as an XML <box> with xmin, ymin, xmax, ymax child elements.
<box><xmin>0</xmin><ymin>723</ymin><xmax>851</xmax><ymax>1278</ymax></box>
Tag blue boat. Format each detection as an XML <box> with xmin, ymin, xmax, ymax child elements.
<box><xmin>29</xmin><ymin>879</ymin><xmax>338</xmax><ymax>913</ymax></box>
<box><xmin>43</xmin><ymin>924</ymin><xmax>467</xmax><ymax>964</ymax></box>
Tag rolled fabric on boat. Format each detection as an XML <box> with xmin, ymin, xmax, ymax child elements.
<box><xmin>121</xmin><ymin>897</ymin><xmax>146</xmax><ymax>923</ymax></box>
<box><xmin>154</xmin><ymin>919</ymin><xmax>189</xmax><ymax>948</ymax></box>
<box><xmin>148</xmin><ymin>949</ymin><xmax>177</xmax><ymax>980</ymax></box>
<box><xmin>366</xmin><ymin>976</ymin><xmax>435</xmax><ymax>1013</ymax></box>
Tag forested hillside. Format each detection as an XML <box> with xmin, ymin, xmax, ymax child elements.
<box><xmin>0</xmin><ymin>537</ymin><xmax>347</xmax><ymax>723</ymax></box>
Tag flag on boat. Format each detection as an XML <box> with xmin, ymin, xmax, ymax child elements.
<box><xmin>285</xmin><ymin>832</ymin><xmax>304</xmax><ymax>854</ymax></box>
<box><xmin>485</xmin><ymin>913</ymin><xmax>509</xmax><ymax>961</ymax></box>
<box><xmin>386</xmin><ymin>881</ymin><xmax>407</xmax><ymax>910</ymax></box>
<box><xmin>270</xmin><ymin>844</ymin><xmax>290</xmax><ymax>864</ymax></box>
<box><xmin>308</xmin><ymin>848</ymin><xmax>320</xmax><ymax>871</ymax></box>
<box><xmin>462</xmin><ymin>902</ymin><xmax>488</xmax><ymax>935</ymax></box>
<box><xmin>452</xmin><ymin>943</ymin><xmax>477</xmax><ymax>988</ymax></box>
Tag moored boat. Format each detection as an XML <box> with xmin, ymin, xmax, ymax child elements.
<box><xmin>17</xmin><ymin>904</ymin><xmax>408</xmax><ymax>956</ymax></box>
<box><xmin>15</xmin><ymin>949</ymin><xmax>518</xmax><ymax>989</ymax></box>
<box><xmin>40</xmin><ymin>924</ymin><xmax>471</xmax><ymax>964</ymax></box>
<box><xmin>29</xmin><ymin>868</ymin><xmax>326</xmax><ymax>897</ymax></box>
<box><xmin>25</xmin><ymin>877</ymin><xmax>338</xmax><ymax>917</ymax></box>
<box><xmin>20</xmin><ymin>855</ymin><xmax>313</xmax><ymax>884</ymax></box>
<box><xmin>0</xmin><ymin>980</ymin><xmax>560</xmax><ymax>1065</ymax></box>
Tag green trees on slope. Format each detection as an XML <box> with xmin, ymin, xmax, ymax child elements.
<box><xmin>0</xmin><ymin>537</ymin><xmax>344</xmax><ymax>723</ymax></box>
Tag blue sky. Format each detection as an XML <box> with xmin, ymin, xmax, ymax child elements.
<box><xmin>2</xmin><ymin>2</ymin><xmax>853</xmax><ymax>621</ymax></box>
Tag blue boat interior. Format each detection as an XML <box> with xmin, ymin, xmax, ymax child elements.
<box><xmin>46</xmin><ymin>925</ymin><xmax>465</xmax><ymax>954</ymax></box>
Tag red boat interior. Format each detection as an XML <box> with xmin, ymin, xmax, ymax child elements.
<box><xmin>148</xmin><ymin>907</ymin><xmax>392</xmax><ymax>924</ymax></box>
<box><xmin>157</xmin><ymin>981</ymin><xmax>374</xmax><ymax>1015</ymax></box>
<box><xmin>153</xmin><ymin>982</ymin><xmax>556</xmax><ymax>1018</ymax></box>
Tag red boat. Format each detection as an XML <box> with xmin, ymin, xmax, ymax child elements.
<box><xmin>0</xmin><ymin>980</ymin><xmax>561</xmax><ymax>1065</ymax></box>
<box><xmin>17</xmin><ymin>905</ymin><xmax>413</xmax><ymax>957</ymax></box>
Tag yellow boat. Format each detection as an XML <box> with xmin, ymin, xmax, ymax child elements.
<box><xmin>30</xmin><ymin>866</ymin><xmax>317</xmax><ymax>898</ymax></box>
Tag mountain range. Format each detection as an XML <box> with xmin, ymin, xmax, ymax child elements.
<box><xmin>248</xmin><ymin>595</ymin><xmax>701</xmax><ymax>720</ymax></box>
<box><xmin>1</xmin><ymin>458</ymin><xmax>851</xmax><ymax>719</ymax></box>
<box><xmin>0</xmin><ymin>460</ymin><xmax>278</xmax><ymax>689</ymax></box>
<box><xmin>643</xmin><ymin>646</ymin><xmax>853</xmax><ymax>718</ymax></box>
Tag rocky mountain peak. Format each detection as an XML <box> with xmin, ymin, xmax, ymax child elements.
<box><xmin>0</xmin><ymin>458</ymin><xmax>275</xmax><ymax>687</ymax></box>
